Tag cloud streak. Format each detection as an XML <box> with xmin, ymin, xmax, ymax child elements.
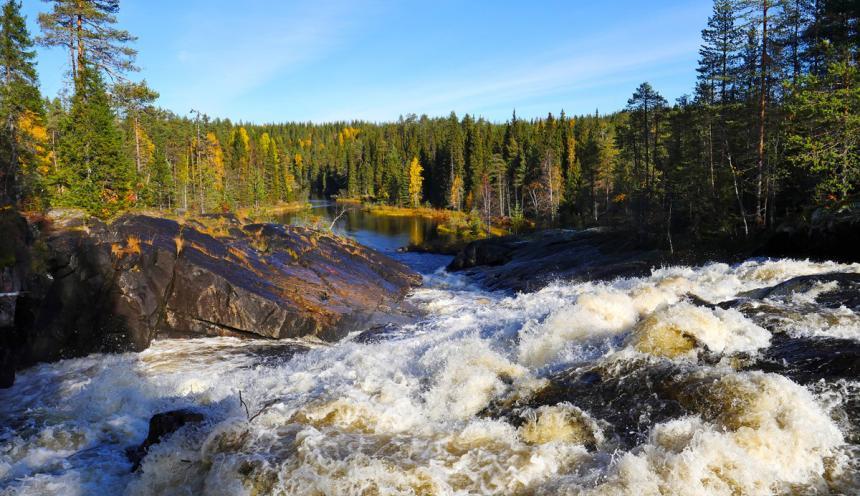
<box><xmin>307</xmin><ymin>3</ymin><xmax>706</xmax><ymax>122</ymax></box>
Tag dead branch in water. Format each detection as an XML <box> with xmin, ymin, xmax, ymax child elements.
<box><xmin>328</xmin><ymin>206</ymin><xmax>354</xmax><ymax>231</ymax></box>
<box><xmin>238</xmin><ymin>390</ymin><xmax>250</xmax><ymax>419</ymax></box>
<box><xmin>248</xmin><ymin>398</ymin><xmax>281</xmax><ymax>422</ymax></box>
<box><xmin>238</xmin><ymin>390</ymin><xmax>280</xmax><ymax>423</ymax></box>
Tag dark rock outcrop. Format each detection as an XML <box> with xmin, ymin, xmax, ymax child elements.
<box><xmin>0</xmin><ymin>209</ymin><xmax>34</xmax><ymax>388</ymax></box>
<box><xmin>756</xmin><ymin>207</ymin><xmax>860</xmax><ymax>263</ymax></box>
<box><xmin>735</xmin><ymin>272</ymin><xmax>860</xmax><ymax>310</ymax></box>
<box><xmin>688</xmin><ymin>271</ymin><xmax>860</xmax><ymax>385</ymax></box>
<box><xmin>482</xmin><ymin>358</ymin><xmax>756</xmax><ymax>450</ymax></box>
<box><xmin>2</xmin><ymin>212</ymin><xmax>420</xmax><ymax>385</ymax></box>
<box><xmin>126</xmin><ymin>409</ymin><xmax>205</xmax><ymax>471</ymax></box>
<box><xmin>690</xmin><ymin>272</ymin><xmax>860</xmax><ymax>328</ymax></box>
<box><xmin>447</xmin><ymin>228</ymin><xmax>662</xmax><ymax>292</ymax></box>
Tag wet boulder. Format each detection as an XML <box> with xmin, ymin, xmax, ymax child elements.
<box><xmin>686</xmin><ymin>272</ymin><xmax>860</xmax><ymax>384</ymax></box>
<box><xmin>689</xmin><ymin>272</ymin><xmax>860</xmax><ymax>324</ymax></box>
<box><xmin>736</xmin><ymin>272</ymin><xmax>860</xmax><ymax>308</ymax></box>
<box><xmin>127</xmin><ymin>409</ymin><xmax>205</xmax><ymax>471</ymax></box>
<box><xmin>482</xmin><ymin>358</ymin><xmax>700</xmax><ymax>449</ymax></box>
<box><xmin>751</xmin><ymin>334</ymin><xmax>860</xmax><ymax>384</ymax></box>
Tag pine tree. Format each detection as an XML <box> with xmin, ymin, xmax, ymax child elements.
<box><xmin>0</xmin><ymin>0</ymin><xmax>44</xmax><ymax>205</ymax></box>
<box><xmin>112</xmin><ymin>80</ymin><xmax>157</xmax><ymax>175</ymax></box>
<box><xmin>56</xmin><ymin>62</ymin><xmax>131</xmax><ymax>217</ymax></box>
<box><xmin>697</xmin><ymin>0</ymin><xmax>743</xmax><ymax>103</ymax></box>
<box><xmin>258</xmin><ymin>132</ymin><xmax>279</xmax><ymax>202</ymax></box>
<box><xmin>560</xmin><ymin>116</ymin><xmax>579</xmax><ymax>216</ymax></box>
<box><xmin>626</xmin><ymin>82</ymin><xmax>667</xmax><ymax>208</ymax></box>
<box><xmin>38</xmin><ymin>0</ymin><xmax>137</xmax><ymax>81</ymax></box>
<box><xmin>229</xmin><ymin>126</ymin><xmax>250</xmax><ymax>206</ymax></box>
<box><xmin>383</xmin><ymin>142</ymin><xmax>402</xmax><ymax>204</ymax></box>
<box><xmin>736</xmin><ymin>0</ymin><xmax>783</xmax><ymax>226</ymax></box>
<box><xmin>785</xmin><ymin>60</ymin><xmax>859</xmax><ymax>201</ymax></box>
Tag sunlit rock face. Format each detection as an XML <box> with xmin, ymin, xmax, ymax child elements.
<box><xmin>1</xmin><ymin>258</ymin><xmax>858</xmax><ymax>495</ymax></box>
<box><xmin>7</xmin><ymin>213</ymin><xmax>420</xmax><ymax>372</ymax></box>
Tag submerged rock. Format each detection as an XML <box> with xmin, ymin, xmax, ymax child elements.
<box><xmin>690</xmin><ymin>272</ymin><xmax>860</xmax><ymax>333</ymax></box>
<box><xmin>127</xmin><ymin>409</ymin><xmax>205</xmax><ymax>471</ymax></box>
<box><xmin>752</xmin><ymin>334</ymin><xmax>860</xmax><ymax>384</ymax></box>
<box><xmin>687</xmin><ymin>271</ymin><xmax>860</xmax><ymax>384</ymax></box>
<box><xmin>2</xmin><ymin>212</ymin><xmax>420</xmax><ymax>383</ymax></box>
<box><xmin>735</xmin><ymin>272</ymin><xmax>860</xmax><ymax>307</ymax></box>
<box><xmin>447</xmin><ymin>228</ymin><xmax>661</xmax><ymax>292</ymax></box>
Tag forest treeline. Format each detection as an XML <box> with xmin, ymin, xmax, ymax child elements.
<box><xmin>0</xmin><ymin>0</ymin><xmax>857</xmax><ymax>242</ymax></box>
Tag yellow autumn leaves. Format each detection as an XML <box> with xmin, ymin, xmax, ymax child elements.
<box><xmin>17</xmin><ymin>110</ymin><xmax>52</xmax><ymax>177</ymax></box>
<box><xmin>408</xmin><ymin>157</ymin><xmax>423</xmax><ymax>207</ymax></box>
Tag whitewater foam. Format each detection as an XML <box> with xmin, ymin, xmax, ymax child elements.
<box><xmin>1</xmin><ymin>258</ymin><xmax>858</xmax><ymax>495</ymax></box>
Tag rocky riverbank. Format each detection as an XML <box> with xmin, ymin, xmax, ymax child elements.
<box><xmin>446</xmin><ymin>228</ymin><xmax>664</xmax><ymax>292</ymax></box>
<box><xmin>446</xmin><ymin>207</ymin><xmax>860</xmax><ymax>293</ymax></box>
<box><xmin>0</xmin><ymin>210</ymin><xmax>420</xmax><ymax>387</ymax></box>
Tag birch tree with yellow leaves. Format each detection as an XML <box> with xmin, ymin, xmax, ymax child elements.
<box><xmin>408</xmin><ymin>156</ymin><xmax>423</xmax><ymax>207</ymax></box>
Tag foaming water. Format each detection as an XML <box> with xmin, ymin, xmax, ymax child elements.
<box><xmin>1</xmin><ymin>259</ymin><xmax>858</xmax><ymax>495</ymax></box>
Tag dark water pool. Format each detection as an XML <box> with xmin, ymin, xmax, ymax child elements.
<box><xmin>273</xmin><ymin>200</ymin><xmax>453</xmax><ymax>273</ymax></box>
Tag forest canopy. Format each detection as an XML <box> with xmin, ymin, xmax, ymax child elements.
<box><xmin>0</xmin><ymin>0</ymin><xmax>856</xmax><ymax>242</ymax></box>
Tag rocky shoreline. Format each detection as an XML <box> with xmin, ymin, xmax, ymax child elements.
<box><xmin>446</xmin><ymin>208</ymin><xmax>860</xmax><ymax>293</ymax></box>
<box><xmin>2</xmin><ymin>206</ymin><xmax>857</xmax><ymax>389</ymax></box>
<box><xmin>0</xmin><ymin>210</ymin><xmax>420</xmax><ymax>388</ymax></box>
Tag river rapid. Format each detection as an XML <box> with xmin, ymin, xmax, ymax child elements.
<box><xmin>1</xmin><ymin>215</ymin><xmax>859</xmax><ymax>495</ymax></box>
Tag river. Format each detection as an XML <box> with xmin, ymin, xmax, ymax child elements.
<box><xmin>0</xmin><ymin>204</ymin><xmax>858</xmax><ymax>495</ymax></box>
<box><xmin>272</xmin><ymin>200</ymin><xmax>454</xmax><ymax>274</ymax></box>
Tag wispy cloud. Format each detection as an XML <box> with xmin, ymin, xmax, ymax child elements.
<box><xmin>327</xmin><ymin>44</ymin><xmax>693</xmax><ymax>122</ymax></box>
<box><xmin>310</xmin><ymin>3</ymin><xmax>705</xmax><ymax>122</ymax></box>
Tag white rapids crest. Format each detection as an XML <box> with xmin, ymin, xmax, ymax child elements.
<box><xmin>1</xmin><ymin>258</ymin><xmax>858</xmax><ymax>495</ymax></box>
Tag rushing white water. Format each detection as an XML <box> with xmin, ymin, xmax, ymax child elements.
<box><xmin>1</xmin><ymin>259</ymin><xmax>859</xmax><ymax>495</ymax></box>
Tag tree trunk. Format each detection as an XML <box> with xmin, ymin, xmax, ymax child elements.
<box><xmin>4</xmin><ymin>117</ymin><xmax>16</xmax><ymax>202</ymax></box>
<box><xmin>708</xmin><ymin>120</ymin><xmax>716</xmax><ymax>196</ymax></box>
<box><xmin>498</xmin><ymin>175</ymin><xmax>504</xmax><ymax>218</ymax></box>
<box><xmin>75</xmin><ymin>2</ymin><xmax>84</xmax><ymax>76</ymax></box>
<box><xmin>643</xmin><ymin>101</ymin><xmax>650</xmax><ymax>194</ymax></box>
<box><xmin>134</xmin><ymin>116</ymin><xmax>142</xmax><ymax>173</ymax></box>
<box><xmin>652</xmin><ymin>112</ymin><xmax>660</xmax><ymax>198</ymax></box>
<box><xmin>667</xmin><ymin>198</ymin><xmax>674</xmax><ymax>254</ymax></box>
<box><xmin>727</xmin><ymin>144</ymin><xmax>749</xmax><ymax>237</ymax></box>
<box><xmin>755</xmin><ymin>0</ymin><xmax>769</xmax><ymax>227</ymax></box>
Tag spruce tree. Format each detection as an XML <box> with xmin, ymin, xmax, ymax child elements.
<box><xmin>0</xmin><ymin>0</ymin><xmax>43</xmax><ymax>205</ymax></box>
<box><xmin>57</xmin><ymin>62</ymin><xmax>131</xmax><ymax>217</ymax></box>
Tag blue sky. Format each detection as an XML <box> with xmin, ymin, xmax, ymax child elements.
<box><xmin>22</xmin><ymin>0</ymin><xmax>711</xmax><ymax>123</ymax></box>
